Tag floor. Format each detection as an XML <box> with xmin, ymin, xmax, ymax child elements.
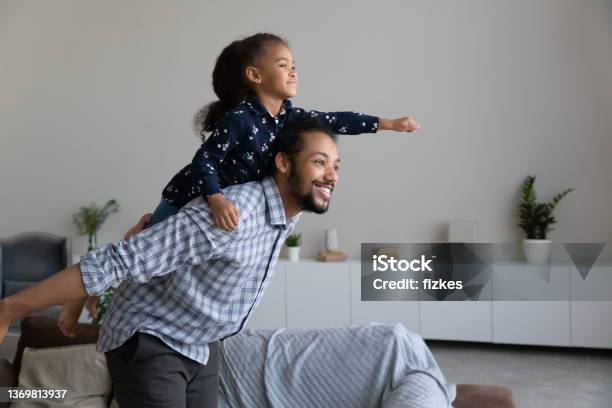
<box><xmin>428</xmin><ymin>340</ymin><xmax>612</xmax><ymax>408</ymax></box>
<box><xmin>2</xmin><ymin>333</ymin><xmax>611</xmax><ymax>407</ymax></box>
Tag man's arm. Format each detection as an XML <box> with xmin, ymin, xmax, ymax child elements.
<box><xmin>0</xmin><ymin>214</ymin><xmax>151</xmax><ymax>327</ymax></box>
<box><xmin>81</xmin><ymin>205</ymin><xmax>227</xmax><ymax>296</ymax></box>
<box><xmin>0</xmin><ymin>210</ymin><xmax>223</xmax><ymax>343</ymax></box>
<box><xmin>1</xmin><ymin>264</ymin><xmax>88</xmax><ymax>326</ymax></box>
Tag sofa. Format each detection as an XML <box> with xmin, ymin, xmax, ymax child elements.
<box><xmin>0</xmin><ymin>316</ymin><xmax>515</xmax><ymax>408</ymax></box>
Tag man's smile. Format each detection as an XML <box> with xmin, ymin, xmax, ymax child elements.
<box><xmin>313</xmin><ymin>181</ymin><xmax>333</xmax><ymax>200</ymax></box>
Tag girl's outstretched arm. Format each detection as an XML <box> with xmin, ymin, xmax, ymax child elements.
<box><xmin>299</xmin><ymin>109</ymin><xmax>420</xmax><ymax>135</ymax></box>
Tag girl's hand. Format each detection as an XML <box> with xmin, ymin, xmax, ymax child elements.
<box><xmin>208</xmin><ymin>194</ymin><xmax>240</xmax><ymax>230</ymax></box>
<box><xmin>392</xmin><ymin>117</ymin><xmax>421</xmax><ymax>132</ymax></box>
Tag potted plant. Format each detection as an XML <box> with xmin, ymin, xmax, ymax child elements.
<box><xmin>73</xmin><ymin>199</ymin><xmax>120</xmax><ymax>251</ymax></box>
<box><xmin>285</xmin><ymin>233</ymin><xmax>302</xmax><ymax>262</ymax></box>
<box><xmin>73</xmin><ymin>199</ymin><xmax>119</xmax><ymax>323</ymax></box>
<box><xmin>518</xmin><ymin>175</ymin><xmax>573</xmax><ymax>264</ymax></box>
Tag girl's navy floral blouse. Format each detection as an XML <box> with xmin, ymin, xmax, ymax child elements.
<box><xmin>161</xmin><ymin>94</ymin><xmax>379</xmax><ymax>207</ymax></box>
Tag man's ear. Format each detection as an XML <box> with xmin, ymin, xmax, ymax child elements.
<box><xmin>275</xmin><ymin>152</ymin><xmax>290</xmax><ymax>174</ymax></box>
<box><xmin>244</xmin><ymin>65</ymin><xmax>262</xmax><ymax>85</ymax></box>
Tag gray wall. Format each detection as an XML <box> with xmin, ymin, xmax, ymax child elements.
<box><xmin>1</xmin><ymin>0</ymin><xmax>611</xmax><ymax>258</ymax></box>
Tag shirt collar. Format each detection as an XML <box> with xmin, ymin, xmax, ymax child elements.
<box><xmin>262</xmin><ymin>176</ymin><xmax>300</xmax><ymax>228</ymax></box>
<box><xmin>245</xmin><ymin>94</ymin><xmax>293</xmax><ymax>118</ymax></box>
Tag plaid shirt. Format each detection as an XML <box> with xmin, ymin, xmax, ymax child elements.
<box><xmin>80</xmin><ymin>176</ymin><xmax>300</xmax><ymax>364</ymax></box>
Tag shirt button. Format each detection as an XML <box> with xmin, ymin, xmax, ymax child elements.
<box><xmin>274</xmin><ymin>118</ymin><xmax>278</xmax><ymax>124</ymax></box>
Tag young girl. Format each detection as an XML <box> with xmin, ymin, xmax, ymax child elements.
<box><xmin>58</xmin><ymin>32</ymin><xmax>420</xmax><ymax>336</ymax></box>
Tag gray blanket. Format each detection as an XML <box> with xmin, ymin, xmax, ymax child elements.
<box><xmin>218</xmin><ymin>323</ymin><xmax>456</xmax><ymax>408</ymax></box>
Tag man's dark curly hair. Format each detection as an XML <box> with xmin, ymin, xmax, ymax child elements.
<box><xmin>265</xmin><ymin>114</ymin><xmax>337</xmax><ymax>175</ymax></box>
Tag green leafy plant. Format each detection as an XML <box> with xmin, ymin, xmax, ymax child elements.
<box><xmin>72</xmin><ymin>199</ymin><xmax>119</xmax><ymax>324</ymax></box>
<box><xmin>73</xmin><ymin>199</ymin><xmax>120</xmax><ymax>250</ymax></box>
<box><xmin>518</xmin><ymin>175</ymin><xmax>573</xmax><ymax>239</ymax></box>
<box><xmin>285</xmin><ymin>233</ymin><xmax>302</xmax><ymax>247</ymax></box>
<box><xmin>92</xmin><ymin>289</ymin><xmax>115</xmax><ymax>325</ymax></box>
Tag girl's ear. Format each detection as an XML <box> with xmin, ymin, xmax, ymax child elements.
<box><xmin>244</xmin><ymin>65</ymin><xmax>262</xmax><ymax>85</ymax></box>
<box><xmin>275</xmin><ymin>152</ymin><xmax>290</xmax><ymax>174</ymax></box>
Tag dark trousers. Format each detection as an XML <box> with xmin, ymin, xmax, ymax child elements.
<box><xmin>105</xmin><ymin>332</ymin><xmax>220</xmax><ymax>408</ymax></box>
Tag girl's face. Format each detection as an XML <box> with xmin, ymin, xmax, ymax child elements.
<box><xmin>249</xmin><ymin>42</ymin><xmax>298</xmax><ymax>100</ymax></box>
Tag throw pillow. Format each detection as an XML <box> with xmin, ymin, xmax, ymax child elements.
<box><xmin>13</xmin><ymin>344</ymin><xmax>111</xmax><ymax>408</ymax></box>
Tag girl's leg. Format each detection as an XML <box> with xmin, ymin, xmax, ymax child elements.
<box><xmin>0</xmin><ymin>264</ymin><xmax>88</xmax><ymax>343</ymax></box>
<box><xmin>148</xmin><ymin>199</ymin><xmax>181</xmax><ymax>227</ymax></box>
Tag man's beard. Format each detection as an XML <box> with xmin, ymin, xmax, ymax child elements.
<box><xmin>287</xmin><ymin>165</ymin><xmax>330</xmax><ymax>214</ymax></box>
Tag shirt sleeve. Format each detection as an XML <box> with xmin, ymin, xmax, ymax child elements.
<box><xmin>295</xmin><ymin>108</ymin><xmax>380</xmax><ymax>135</ymax></box>
<box><xmin>191</xmin><ymin>114</ymin><xmax>242</xmax><ymax>198</ymax></box>
<box><xmin>79</xmin><ymin>203</ymin><xmax>232</xmax><ymax>295</ymax></box>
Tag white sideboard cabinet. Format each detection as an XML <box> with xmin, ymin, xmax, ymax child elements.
<box><xmin>246</xmin><ymin>259</ymin><xmax>612</xmax><ymax>349</ymax></box>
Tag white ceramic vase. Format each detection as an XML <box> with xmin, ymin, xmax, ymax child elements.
<box><xmin>522</xmin><ymin>239</ymin><xmax>552</xmax><ymax>264</ymax></box>
<box><xmin>325</xmin><ymin>228</ymin><xmax>339</xmax><ymax>252</ymax></box>
<box><xmin>288</xmin><ymin>246</ymin><xmax>301</xmax><ymax>262</ymax></box>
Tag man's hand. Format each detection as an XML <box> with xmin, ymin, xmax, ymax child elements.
<box><xmin>124</xmin><ymin>213</ymin><xmax>153</xmax><ymax>240</ymax></box>
<box><xmin>85</xmin><ymin>296</ymin><xmax>99</xmax><ymax>319</ymax></box>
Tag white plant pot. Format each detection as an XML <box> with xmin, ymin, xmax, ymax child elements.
<box><xmin>288</xmin><ymin>246</ymin><xmax>301</xmax><ymax>262</ymax></box>
<box><xmin>522</xmin><ymin>239</ymin><xmax>552</xmax><ymax>264</ymax></box>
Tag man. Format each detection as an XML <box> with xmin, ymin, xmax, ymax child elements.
<box><xmin>0</xmin><ymin>114</ymin><xmax>340</xmax><ymax>407</ymax></box>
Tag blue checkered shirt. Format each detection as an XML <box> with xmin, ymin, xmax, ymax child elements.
<box><xmin>79</xmin><ymin>176</ymin><xmax>300</xmax><ymax>364</ymax></box>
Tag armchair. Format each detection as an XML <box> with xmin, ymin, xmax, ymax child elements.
<box><xmin>0</xmin><ymin>232</ymin><xmax>71</xmax><ymax>330</ymax></box>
